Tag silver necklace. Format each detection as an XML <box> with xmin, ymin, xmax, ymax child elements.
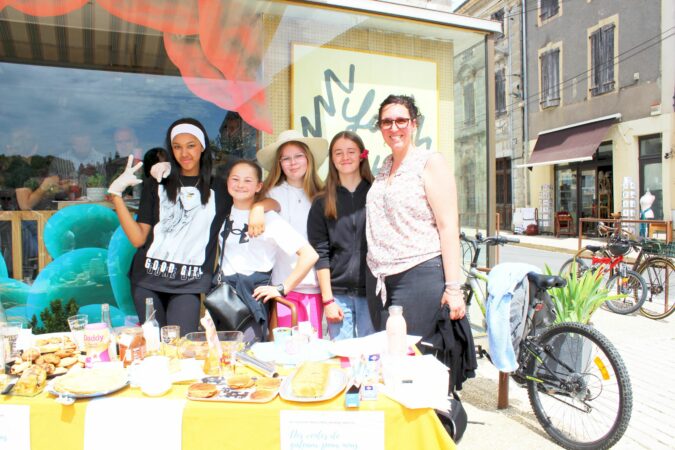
<box><xmin>179</xmin><ymin>177</ymin><xmax>200</xmax><ymax>199</ymax></box>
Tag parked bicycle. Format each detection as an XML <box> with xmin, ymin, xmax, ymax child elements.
<box><xmin>561</xmin><ymin>222</ymin><xmax>674</xmax><ymax>318</ymax></box>
<box><xmin>559</xmin><ymin>232</ymin><xmax>647</xmax><ymax>314</ymax></box>
<box><xmin>461</xmin><ymin>233</ymin><xmax>632</xmax><ymax>450</ymax></box>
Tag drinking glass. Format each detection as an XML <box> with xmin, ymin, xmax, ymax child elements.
<box><xmin>219</xmin><ymin>331</ymin><xmax>244</xmax><ymax>375</ymax></box>
<box><xmin>0</xmin><ymin>321</ymin><xmax>22</xmax><ymax>359</ymax></box>
<box><xmin>160</xmin><ymin>325</ymin><xmax>180</xmax><ymax>358</ymax></box>
<box><xmin>67</xmin><ymin>314</ymin><xmax>88</xmax><ymax>351</ymax></box>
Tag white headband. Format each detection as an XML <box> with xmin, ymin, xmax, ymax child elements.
<box><xmin>170</xmin><ymin>124</ymin><xmax>206</xmax><ymax>150</ymax></box>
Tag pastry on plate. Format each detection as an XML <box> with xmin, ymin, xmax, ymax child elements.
<box><xmin>250</xmin><ymin>389</ymin><xmax>275</xmax><ymax>401</ymax></box>
<box><xmin>226</xmin><ymin>374</ymin><xmax>254</xmax><ymax>389</ymax></box>
<box><xmin>188</xmin><ymin>383</ymin><xmax>218</xmax><ymax>399</ymax></box>
<box><xmin>291</xmin><ymin>362</ymin><xmax>330</xmax><ymax>398</ymax></box>
<box><xmin>256</xmin><ymin>377</ymin><xmax>282</xmax><ymax>390</ymax></box>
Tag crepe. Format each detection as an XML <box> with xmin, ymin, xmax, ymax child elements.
<box><xmin>53</xmin><ymin>367</ymin><xmax>127</xmax><ymax>395</ymax></box>
<box><xmin>291</xmin><ymin>362</ymin><xmax>330</xmax><ymax>398</ymax></box>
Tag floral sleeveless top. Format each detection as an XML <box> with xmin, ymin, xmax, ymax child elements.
<box><xmin>366</xmin><ymin>147</ymin><xmax>441</xmax><ymax>304</ymax></box>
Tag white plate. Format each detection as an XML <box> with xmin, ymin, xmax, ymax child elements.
<box><xmin>278</xmin><ymin>368</ymin><xmax>347</xmax><ymax>403</ymax></box>
<box><xmin>251</xmin><ymin>339</ymin><xmax>333</xmax><ymax>366</ymax></box>
<box><xmin>46</xmin><ymin>377</ymin><xmax>129</xmax><ymax>399</ymax></box>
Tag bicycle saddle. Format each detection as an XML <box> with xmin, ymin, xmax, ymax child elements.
<box><xmin>585</xmin><ymin>245</ymin><xmax>603</xmax><ymax>253</ymax></box>
<box><xmin>527</xmin><ymin>272</ymin><xmax>567</xmax><ymax>290</ymax></box>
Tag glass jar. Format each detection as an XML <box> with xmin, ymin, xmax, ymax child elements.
<box><xmin>118</xmin><ymin>327</ymin><xmax>146</xmax><ymax>367</ymax></box>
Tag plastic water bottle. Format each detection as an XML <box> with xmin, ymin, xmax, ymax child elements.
<box><xmin>143</xmin><ymin>298</ymin><xmax>160</xmax><ymax>356</ymax></box>
<box><xmin>101</xmin><ymin>303</ymin><xmax>118</xmax><ymax>361</ymax></box>
<box><xmin>386</xmin><ymin>305</ymin><xmax>407</xmax><ymax>356</ymax></box>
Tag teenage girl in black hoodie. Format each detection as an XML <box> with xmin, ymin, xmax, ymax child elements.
<box><xmin>307</xmin><ymin>131</ymin><xmax>375</xmax><ymax>340</ymax></box>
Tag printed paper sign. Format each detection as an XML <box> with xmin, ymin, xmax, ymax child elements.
<box><xmin>84</xmin><ymin>398</ymin><xmax>185</xmax><ymax>450</ymax></box>
<box><xmin>0</xmin><ymin>405</ymin><xmax>30</xmax><ymax>450</ymax></box>
<box><xmin>280</xmin><ymin>410</ymin><xmax>384</xmax><ymax>450</ymax></box>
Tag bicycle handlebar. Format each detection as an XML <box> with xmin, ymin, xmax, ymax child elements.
<box><xmin>460</xmin><ymin>233</ymin><xmax>519</xmax><ymax>246</ymax></box>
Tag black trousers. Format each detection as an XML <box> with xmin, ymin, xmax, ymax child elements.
<box><xmin>132</xmin><ymin>285</ymin><xmax>201</xmax><ymax>336</ymax></box>
<box><xmin>366</xmin><ymin>256</ymin><xmax>444</xmax><ymax>339</ymax></box>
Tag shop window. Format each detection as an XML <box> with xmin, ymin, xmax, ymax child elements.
<box><xmin>590</xmin><ymin>24</ymin><xmax>615</xmax><ymax>96</ymax></box>
<box><xmin>495</xmin><ymin>68</ymin><xmax>506</xmax><ymax>116</ymax></box>
<box><xmin>540</xmin><ymin>49</ymin><xmax>560</xmax><ymax>108</ymax></box>
<box><xmin>540</xmin><ymin>0</ymin><xmax>560</xmax><ymax>20</ymax></box>
<box><xmin>639</xmin><ymin>135</ymin><xmax>663</xmax><ymax>219</ymax></box>
<box><xmin>463</xmin><ymin>83</ymin><xmax>475</xmax><ymax>125</ymax></box>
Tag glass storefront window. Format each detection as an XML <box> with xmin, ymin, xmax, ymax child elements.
<box><xmin>639</xmin><ymin>134</ymin><xmax>663</xmax><ymax>219</ymax></box>
<box><xmin>0</xmin><ymin>1</ymin><xmax>492</xmax><ymax>326</ymax></box>
<box><xmin>556</xmin><ymin>167</ymin><xmax>577</xmax><ymax>219</ymax></box>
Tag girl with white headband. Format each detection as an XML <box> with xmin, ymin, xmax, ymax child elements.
<box><xmin>109</xmin><ymin>117</ymin><xmax>270</xmax><ymax>335</ymax></box>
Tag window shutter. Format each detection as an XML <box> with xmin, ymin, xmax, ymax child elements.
<box><xmin>495</xmin><ymin>69</ymin><xmax>506</xmax><ymax>115</ymax></box>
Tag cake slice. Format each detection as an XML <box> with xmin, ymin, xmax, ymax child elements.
<box><xmin>291</xmin><ymin>362</ymin><xmax>330</xmax><ymax>398</ymax></box>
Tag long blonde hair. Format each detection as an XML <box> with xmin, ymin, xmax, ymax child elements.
<box><xmin>262</xmin><ymin>141</ymin><xmax>323</xmax><ymax>199</ymax></box>
<box><xmin>322</xmin><ymin>131</ymin><xmax>373</xmax><ymax>220</ymax></box>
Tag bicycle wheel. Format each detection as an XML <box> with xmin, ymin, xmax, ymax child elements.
<box><xmin>559</xmin><ymin>257</ymin><xmax>589</xmax><ymax>278</ymax></box>
<box><xmin>605</xmin><ymin>269</ymin><xmax>647</xmax><ymax>314</ymax></box>
<box><xmin>638</xmin><ymin>257</ymin><xmax>675</xmax><ymax>320</ymax></box>
<box><xmin>526</xmin><ymin>322</ymin><xmax>632</xmax><ymax>450</ymax></box>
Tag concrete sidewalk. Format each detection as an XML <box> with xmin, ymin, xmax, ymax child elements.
<box><xmin>497</xmin><ymin>231</ymin><xmax>604</xmax><ymax>255</ymax></box>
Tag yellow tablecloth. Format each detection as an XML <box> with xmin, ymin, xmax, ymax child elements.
<box><xmin>2</xmin><ymin>381</ymin><xmax>454</xmax><ymax>450</ymax></box>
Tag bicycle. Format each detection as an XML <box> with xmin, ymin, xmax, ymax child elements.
<box><xmin>559</xmin><ymin>231</ymin><xmax>647</xmax><ymax>314</ymax></box>
<box><xmin>462</xmin><ymin>233</ymin><xmax>633</xmax><ymax>450</ymax></box>
<box><xmin>562</xmin><ymin>222</ymin><xmax>674</xmax><ymax>318</ymax></box>
<box><xmin>636</xmin><ymin>239</ymin><xmax>675</xmax><ymax>319</ymax></box>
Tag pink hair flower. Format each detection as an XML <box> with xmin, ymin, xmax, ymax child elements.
<box><xmin>360</xmin><ymin>149</ymin><xmax>369</xmax><ymax>160</ymax></box>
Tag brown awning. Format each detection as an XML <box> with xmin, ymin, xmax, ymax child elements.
<box><xmin>521</xmin><ymin>116</ymin><xmax>618</xmax><ymax>168</ymax></box>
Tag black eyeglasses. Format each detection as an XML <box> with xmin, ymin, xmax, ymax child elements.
<box><xmin>378</xmin><ymin>118</ymin><xmax>411</xmax><ymax>130</ymax></box>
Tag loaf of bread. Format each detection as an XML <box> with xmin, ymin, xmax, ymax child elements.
<box><xmin>291</xmin><ymin>362</ymin><xmax>330</xmax><ymax>398</ymax></box>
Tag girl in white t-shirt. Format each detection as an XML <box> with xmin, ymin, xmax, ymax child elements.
<box><xmin>218</xmin><ymin>160</ymin><xmax>318</xmax><ymax>341</ymax></box>
<box><xmin>257</xmin><ymin>130</ymin><xmax>328</xmax><ymax>337</ymax></box>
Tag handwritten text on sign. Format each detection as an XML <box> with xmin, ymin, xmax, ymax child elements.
<box><xmin>280</xmin><ymin>410</ymin><xmax>384</xmax><ymax>450</ymax></box>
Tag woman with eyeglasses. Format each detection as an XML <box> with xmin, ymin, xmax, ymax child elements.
<box><xmin>365</xmin><ymin>95</ymin><xmax>464</xmax><ymax>339</ymax></box>
<box><xmin>257</xmin><ymin>130</ymin><xmax>327</xmax><ymax>337</ymax></box>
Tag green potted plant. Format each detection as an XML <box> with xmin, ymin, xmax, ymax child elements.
<box><xmin>544</xmin><ymin>261</ymin><xmax>625</xmax><ymax>325</ymax></box>
<box><xmin>86</xmin><ymin>173</ymin><xmax>107</xmax><ymax>201</ymax></box>
<box><xmin>543</xmin><ymin>262</ymin><xmax>626</xmax><ymax>373</ymax></box>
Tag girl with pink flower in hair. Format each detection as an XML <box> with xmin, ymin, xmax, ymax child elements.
<box><xmin>307</xmin><ymin>131</ymin><xmax>375</xmax><ymax>340</ymax></box>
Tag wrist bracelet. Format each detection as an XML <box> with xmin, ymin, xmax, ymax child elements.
<box><xmin>445</xmin><ymin>281</ymin><xmax>462</xmax><ymax>287</ymax></box>
<box><xmin>322</xmin><ymin>299</ymin><xmax>335</xmax><ymax>306</ymax></box>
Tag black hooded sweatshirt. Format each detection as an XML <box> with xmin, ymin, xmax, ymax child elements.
<box><xmin>307</xmin><ymin>179</ymin><xmax>371</xmax><ymax>295</ymax></box>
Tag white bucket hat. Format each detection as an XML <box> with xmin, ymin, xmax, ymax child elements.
<box><xmin>257</xmin><ymin>130</ymin><xmax>328</xmax><ymax>172</ymax></box>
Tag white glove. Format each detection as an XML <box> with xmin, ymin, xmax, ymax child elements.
<box><xmin>108</xmin><ymin>155</ymin><xmax>143</xmax><ymax>197</ymax></box>
<box><xmin>150</xmin><ymin>162</ymin><xmax>171</xmax><ymax>183</ymax></box>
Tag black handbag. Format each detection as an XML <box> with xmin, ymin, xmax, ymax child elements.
<box><xmin>204</xmin><ymin>272</ymin><xmax>254</xmax><ymax>331</ymax></box>
<box><xmin>435</xmin><ymin>392</ymin><xmax>468</xmax><ymax>443</ymax></box>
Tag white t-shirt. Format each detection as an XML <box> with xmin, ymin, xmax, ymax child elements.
<box><xmin>219</xmin><ymin>207</ymin><xmax>306</xmax><ymax>277</ymax></box>
<box><xmin>267</xmin><ymin>182</ymin><xmax>319</xmax><ymax>293</ymax></box>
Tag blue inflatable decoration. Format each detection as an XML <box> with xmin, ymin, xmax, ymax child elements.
<box><xmin>44</xmin><ymin>204</ymin><xmax>119</xmax><ymax>258</ymax></box>
<box><xmin>0</xmin><ymin>253</ymin><xmax>8</xmax><ymax>278</ymax></box>
<box><xmin>27</xmin><ymin>248</ymin><xmax>116</xmax><ymax>320</ymax></box>
<box><xmin>78</xmin><ymin>303</ymin><xmax>126</xmax><ymax>328</ymax></box>
<box><xmin>0</xmin><ymin>277</ymin><xmax>30</xmax><ymax>313</ymax></box>
<box><xmin>106</xmin><ymin>226</ymin><xmax>137</xmax><ymax>317</ymax></box>
<box><xmin>4</xmin><ymin>305</ymin><xmax>41</xmax><ymax>327</ymax></box>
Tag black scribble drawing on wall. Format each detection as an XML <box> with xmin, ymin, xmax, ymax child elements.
<box><xmin>300</xmin><ymin>64</ymin><xmax>433</xmax><ymax>153</ymax></box>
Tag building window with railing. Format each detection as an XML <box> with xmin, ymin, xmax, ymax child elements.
<box><xmin>495</xmin><ymin>68</ymin><xmax>506</xmax><ymax>116</ymax></box>
<box><xmin>590</xmin><ymin>24</ymin><xmax>615</xmax><ymax>96</ymax></box>
<box><xmin>540</xmin><ymin>49</ymin><xmax>560</xmax><ymax>108</ymax></box>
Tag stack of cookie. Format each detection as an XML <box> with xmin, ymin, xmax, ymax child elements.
<box><xmin>9</xmin><ymin>335</ymin><xmax>84</xmax><ymax>378</ymax></box>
